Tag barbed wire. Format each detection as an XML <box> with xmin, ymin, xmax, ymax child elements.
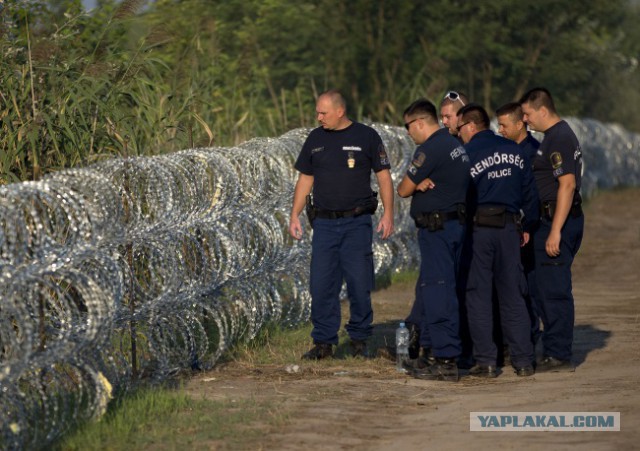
<box><xmin>1</xmin><ymin>121</ymin><xmax>638</xmax><ymax>449</ymax></box>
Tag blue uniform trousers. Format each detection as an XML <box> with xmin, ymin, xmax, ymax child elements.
<box><xmin>310</xmin><ymin>215</ymin><xmax>374</xmax><ymax>344</ymax></box>
<box><xmin>416</xmin><ymin>220</ymin><xmax>464</xmax><ymax>359</ymax></box>
<box><xmin>533</xmin><ymin>214</ymin><xmax>584</xmax><ymax>361</ymax></box>
<box><xmin>522</xmin><ymin>236</ymin><xmax>542</xmax><ymax>345</ymax></box>
<box><xmin>405</xmin><ymin>281</ymin><xmax>423</xmax><ymax>329</ymax></box>
<box><xmin>466</xmin><ymin>223</ymin><xmax>534</xmax><ymax>368</ymax></box>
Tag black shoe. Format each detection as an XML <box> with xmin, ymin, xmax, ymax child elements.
<box><xmin>514</xmin><ymin>365</ymin><xmax>535</xmax><ymax>377</ymax></box>
<box><xmin>412</xmin><ymin>358</ymin><xmax>459</xmax><ymax>382</ymax></box>
<box><xmin>349</xmin><ymin>340</ymin><xmax>369</xmax><ymax>358</ymax></box>
<box><xmin>468</xmin><ymin>364</ymin><xmax>498</xmax><ymax>378</ymax></box>
<box><xmin>402</xmin><ymin>354</ymin><xmax>435</xmax><ymax>373</ymax></box>
<box><xmin>536</xmin><ymin>356</ymin><xmax>575</xmax><ymax>373</ymax></box>
<box><xmin>421</xmin><ymin>347</ymin><xmax>435</xmax><ymax>365</ymax></box>
<box><xmin>301</xmin><ymin>343</ymin><xmax>333</xmax><ymax>360</ymax></box>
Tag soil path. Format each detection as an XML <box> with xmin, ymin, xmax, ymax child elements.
<box><xmin>186</xmin><ymin>189</ymin><xmax>640</xmax><ymax>450</ymax></box>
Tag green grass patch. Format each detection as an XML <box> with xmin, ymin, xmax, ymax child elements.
<box><xmin>386</xmin><ymin>268</ymin><xmax>419</xmax><ymax>287</ymax></box>
<box><xmin>55</xmin><ymin>387</ymin><xmax>281</xmax><ymax>450</ymax></box>
<box><xmin>228</xmin><ymin>322</ymin><xmax>313</xmax><ymax>366</ymax></box>
<box><xmin>375</xmin><ymin>267</ymin><xmax>419</xmax><ymax>290</ymax></box>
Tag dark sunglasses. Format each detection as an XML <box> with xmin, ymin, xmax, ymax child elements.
<box><xmin>444</xmin><ymin>91</ymin><xmax>465</xmax><ymax>106</ymax></box>
<box><xmin>404</xmin><ymin>117</ymin><xmax>426</xmax><ymax>130</ymax></box>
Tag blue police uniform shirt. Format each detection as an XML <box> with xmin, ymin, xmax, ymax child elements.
<box><xmin>520</xmin><ymin>132</ymin><xmax>540</xmax><ymax>163</ymax></box>
<box><xmin>533</xmin><ymin>120</ymin><xmax>583</xmax><ymax>203</ymax></box>
<box><xmin>466</xmin><ymin>130</ymin><xmax>539</xmax><ymax>229</ymax></box>
<box><xmin>406</xmin><ymin>128</ymin><xmax>470</xmax><ymax>218</ymax></box>
<box><xmin>295</xmin><ymin>122</ymin><xmax>390</xmax><ymax>211</ymax></box>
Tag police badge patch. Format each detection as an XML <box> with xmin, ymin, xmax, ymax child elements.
<box><xmin>551</xmin><ymin>152</ymin><xmax>564</xmax><ymax>177</ymax></box>
<box><xmin>379</xmin><ymin>144</ymin><xmax>389</xmax><ymax>165</ymax></box>
<box><xmin>412</xmin><ymin>152</ymin><xmax>426</xmax><ymax>168</ymax></box>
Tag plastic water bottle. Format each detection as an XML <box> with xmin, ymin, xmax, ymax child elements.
<box><xmin>396</xmin><ymin>322</ymin><xmax>410</xmax><ymax>372</ymax></box>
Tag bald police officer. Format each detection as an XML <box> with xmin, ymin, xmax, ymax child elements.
<box><xmin>289</xmin><ymin>89</ymin><xmax>395</xmax><ymax>360</ymax></box>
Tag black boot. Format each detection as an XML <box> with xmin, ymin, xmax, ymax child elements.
<box><xmin>349</xmin><ymin>339</ymin><xmax>369</xmax><ymax>358</ymax></box>
<box><xmin>412</xmin><ymin>358</ymin><xmax>459</xmax><ymax>382</ymax></box>
<box><xmin>301</xmin><ymin>343</ymin><xmax>333</xmax><ymax>360</ymax></box>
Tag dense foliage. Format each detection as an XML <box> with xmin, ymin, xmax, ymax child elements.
<box><xmin>1</xmin><ymin>0</ymin><xmax>639</xmax><ymax>182</ymax></box>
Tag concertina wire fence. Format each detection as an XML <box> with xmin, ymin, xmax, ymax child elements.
<box><xmin>1</xmin><ymin>119</ymin><xmax>639</xmax><ymax>449</ymax></box>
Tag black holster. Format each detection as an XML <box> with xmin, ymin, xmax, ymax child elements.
<box><xmin>541</xmin><ymin>200</ymin><xmax>583</xmax><ymax>221</ymax></box>
<box><xmin>354</xmin><ymin>191</ymin><xmax>378</xmax><ymax>216</ymax></box>
<box><xmin>305</xmin><ymin>194</ymin><xmax>316</xmax><ymax>228</ymax></box>
<box><xmin>474</xmin><ymin>205</ymin><xmax>507</xmax><ymax>228</ymax></box>
<box><xmin>415</xmin><ymin>204</ymin><xmax>466</xmax><ymax>231</ymax></box>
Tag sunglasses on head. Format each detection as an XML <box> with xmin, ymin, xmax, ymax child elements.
<box><xmin>444</xmin><ymin>91</ymin><xmax>465</xmax><ymax>106</ymax></box>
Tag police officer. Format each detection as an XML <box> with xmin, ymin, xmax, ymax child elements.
<box><xmin>496</xmin><ymin>102</ymin><xmax>540</xmax><ymax>162</ymax></box>
<box><xmin>289</xmin><ymin>90</ymin><xmax>395</xmax><ymax>360</ymax></box>
<box><xmin>397</xmin><ymin>99</ymin><xmax>470</xmax><ymax>382</ymax></box>
<box><xmin>520</xmin><ymin>88</ymin><xmax>584</xmax><ymax>372</ymax></box>
<box><xmin>440</xmin><ymin>91</ymin><xmax>469</xmax><ymax>137</ymax></box>
<box><xmin>496</xmin><ymin>102</ymin><xmax>542</xmax><ymax>349</ymax></box>
<box><xmin>402</xmin><ymin>91</ymin><xmax>473</xmax><ymax>366</ymax></box>
<box><xmin>457</xmin><ymin>103</ymin><xmax>539</xmax><ymax>378</ymax></box>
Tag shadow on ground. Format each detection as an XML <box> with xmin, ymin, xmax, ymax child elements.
<box><xmin>573</xmin><ymin>324</ymin><xmax>612</xmax><ymax>366</ymax></box>
<box><xmin>348</xmin><ymin>320</ymin><xmax>612</xmax><ymax>369</ymax></box>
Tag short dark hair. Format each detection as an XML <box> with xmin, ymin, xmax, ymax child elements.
<box><xmin>458</xmin><ymin>103</ymin><xmax>490</xmax><ymax>130</ymax></box>
<box><xmin>320</xmin><ymin>89</ymin><xmax>347</xmax><ymax>110</ymax></box>
<box><xmin>495</xmin><ymin>102</ymin><xmax>524</xmax><ymax>121</ymax></box>
<box><xmin>519</xmin><ymin>87</ymin><xmax>556</xmax><ymax>114</ymax></box>
<box><xmin>403</xmin><ymin>98</ymin><xmax>438</xmax><ymax>124</ymax></box>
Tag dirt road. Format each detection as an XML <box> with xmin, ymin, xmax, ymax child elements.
<box><xmin>187</xmin><ymin>188</ymin><xmax>640</xmax><ymax>450</ymax></box>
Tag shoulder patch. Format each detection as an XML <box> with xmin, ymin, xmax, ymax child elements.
<box><xmin>412</xmin><ymin>152</ymin><xmax>426</xmax><ymax>168</ymax></box>
<box><xmin>550</xmin><ymin>152</ymin><xmax>563</xmax><ymax>169</ymax></box>
<box><xmin>379</xmin><ymin>144</ymin><xmax>389</xmax><ymax>165</ymax></box>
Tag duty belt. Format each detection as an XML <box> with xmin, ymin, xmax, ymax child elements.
<box><xmin>473</xmin><ymin>205</ymin><xmax>521</xmax><ymax>228</ymax></box>
<box><xmin>306</xmin><ymin>192</ymin><xmax>378</xmax><ymax>226</ymax></box>
<box><xmin>313</xmin><ymin>208</ymin><xmax>361</xmax><ymax>219</ymax></box>
<box><xmin>414</xmin><ymin>206</ymin><xmax>465</xmax><ymax>231</ymax></box>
